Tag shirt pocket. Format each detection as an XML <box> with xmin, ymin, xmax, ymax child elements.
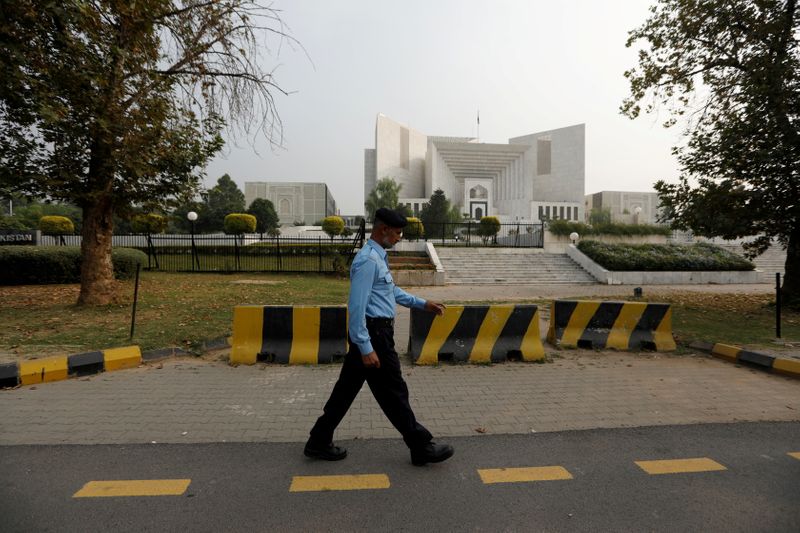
<box><xmin>375</xmin><ymin>272</ymin><xmax>393</xmax><ymax>294</ymax></box>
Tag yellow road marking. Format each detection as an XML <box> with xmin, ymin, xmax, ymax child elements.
<box><xmin>712</xmin><ymin>343</ymin><xmax>740</xmax><ymax>362</ymax></box>
<box><xmin>73</xmin><ymin>479</ymin><xmax>191</xmax><ymax>497</ymax></box>
<box><xmin>561</xmin><ymin>301</ymin><xmax>601</xmax><ymax>347</ymax></box>
<box><xmin>418</xmin><ymin>306</ymin><xmax>464</xmax><ymax>364</ymax></box>
<box><xmin>478</xmin><ymin>466</ymin><xmax>573</xmax><ymax>484</ymax></box>
<box><xmin>19</xmin><ymin>357</ymin><xmax>68</xmax><ymax>385</ymax></box>
<box><xmin>103</xmin><ymin>346</ymin><xmax>141</xmax><ymax>372</ymax></box>
<box><xmin>788</xmin><ymin>452</ymin><xmax>800</xmax><ymax>460</ymax></box>
<box><xmin>635</xmin><ymin>457</ymin><xmax>726</xmax><ymax>475</ymax></box>
<box><xmin>290</xmin><ymin>307</ymin><xmax>320</xmax><ymax>365</ymax></box>
<box><xmin>606</xmin><ymin>304</ymin><xmax>645</xmax><ymax>350</ymax></box>
<box><xmin>289</xmin><ymin>474</ymin><xmax>390</xmax><ymax>492</ymax></box>
<box><xmin>469</xmin><ymin>305</ymin><xmax>514</xmax><ymax>363</ymax></box>
<box><xmin>231</xmin><ymin>306</ymin><xmax>264</xmax><ymax>364</ymax></box>
<box><xmin>774</xmin><ymin>358</ymin><xmax>800</xmax><ymax>375</ymax></box>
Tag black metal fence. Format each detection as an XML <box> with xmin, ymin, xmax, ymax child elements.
<box><xmin>409</xmin><ymin>222</ymin><xmax>544</xmax><ymax>248</ymax></box>
<box><xmin>33</xmin><ymin>219</ymin><xmax>540</xmax><ymax>272</ymax></box>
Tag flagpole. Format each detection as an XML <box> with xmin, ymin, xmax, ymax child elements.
<box><xmin>477</xmin><ymin>109</ymin><xmax>480</xmax><ymax>142</ymax></box>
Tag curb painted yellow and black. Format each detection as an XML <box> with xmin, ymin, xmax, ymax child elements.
<box><xmin>0</xmin><ymin>346</ymin><xmax>142</xmax><ymax>388</ymax></box>
<box><xmin>408</xmin><ymin>304</ymin><xmax>544</xmax><ymax>364</ymax></box>
<box><xmin>689</xmin><ymin>341</ymin><xmax>800</xmax><ymax>379</ymax></box>
<box><xmin>231</xmin><ymin>305</ymin><xmax>348</xmax><ymax>365</ymax></box>
<box><xmin>547</xmin><ymin>300</ymin><xmax>676</xmax><ymax>351</ymax></box>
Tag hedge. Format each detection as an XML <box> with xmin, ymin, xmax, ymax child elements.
<box><xmin>224</xmin><ymin>213</ymin><xmax>257</xmax><ymax>234</ymax></box>
<box><xmin>576</xmin><ymin>240</ymin><xmax>755</xmax><ymax>271</ymax></box>
<box><xmin>39</xmin><ymin>215</ymin><xmax>74</xmax><ymax>235</ymax></box>
<box><xmin>549</xmin><ymin>219</ymin><xmax>671</xmax><ymax>237</ymax></box>
<box><xmin>0</xmin><ymin>246</ymin><xmax>147</xmax><ymax>285</ymax></box>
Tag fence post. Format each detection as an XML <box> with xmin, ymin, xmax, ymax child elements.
<box><xmin>276</xmin><ymin>235</ymin><xmax>281</xmax><ymax>270</ymax></box>
<box><xmin>776</xmin><ymin>272</ymin><xmax>782</xmax><ymax>339</ymax></box>
<box><xmin>129</xmin><ymin>263</ymin><xmax>141</xmax><ymax>340</ymax></box>
<box><xmin>318</xmin><ymin>236</ymin><xmax>322</xmax><ymax>272</ymax></box>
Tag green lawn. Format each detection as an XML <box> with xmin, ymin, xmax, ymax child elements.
<box><xmin>1</xmin><ymin>275</ymin><xmax>797</xmax><ymax>361</ymax></box>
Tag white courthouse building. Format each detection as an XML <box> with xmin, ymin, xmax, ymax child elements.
<box><xmin>364</xmin><ymin>114</ymin><xmax>585</xmax><ymax>223</ymax></box>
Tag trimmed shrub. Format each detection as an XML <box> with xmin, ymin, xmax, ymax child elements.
<box><xmin>322</xmin><ymin>216</ymin><xmax>345</xmax><ymax>240</ymax></box>
<box><xmin>477</xmin><ymin>216</ymin><xmax>500</xmax><ymax>243</ymax></box>
<box><xmin>223</xmin><ymin>213</ymin><xmax>257</xmax><ymax>234</ymax></box>
<box><xmin>577</xmin><ymin>240</ymin><xmax>755</xmax><ymax>271</ymax></box>
<box><xmin>0</xmin><ymin>246</ymin><xmax>147</xmax><ymax>285</ymax></box>
<box><xmin>131</xmin><ymin>213</ymin><xmax>168</xmax><ymax>234</ymax></box>
<box><xmin>38</xmin><ymin>215</ymin><xmax>74</xmax><ymax>235</ymax></box>
<box><xmin>405</xmin><ymin>217</ymin><xmax>424</xmax><ymax>240</ymax></box>
<box><xmin>549</xmin><ymin>219</ymin><xmax>671</xmax><ymax>237</ymax></box>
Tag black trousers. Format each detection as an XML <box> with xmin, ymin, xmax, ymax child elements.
<box><xmin>308</xmin><ymin>322</ymin><xmax>433</xmax><ymax>450</ymax></box>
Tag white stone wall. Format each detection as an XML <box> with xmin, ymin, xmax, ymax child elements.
<box><xmin>374</xmin><ymin>114</ymin><xmax>427</xmax><ymax>198</ymax></box>
<box><xmin>510</xmin><ymin>124</ymin><xmax>585</xmax><ymax>206</ymax></box>
<box><xmin>585</xmin><ymin>191</ymin><xmax>662</xmax><ymax>224</ymax></box>
<box><xmin>244</xmin><ymin>182</ymin><xmax>337</xmax><ymax>226</ymax></box>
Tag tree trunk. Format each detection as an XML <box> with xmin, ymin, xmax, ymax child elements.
<box><xmin>782</xmin><ymin>221</ymin><xmax>800</xmax><ymax>308</ymax></box>
<box><xmin>78</xmin><ymin>196</ymin><xmax>116</xmax><ymax>305</ymax></box>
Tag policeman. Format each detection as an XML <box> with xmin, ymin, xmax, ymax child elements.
<box><xmin>305</xmin><ymin>207</ymin><xmax>455</xmax><ymax>466</ymax></box>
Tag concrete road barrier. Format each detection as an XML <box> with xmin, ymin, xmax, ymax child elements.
<box><xmin>408</xmin><ymin>304</ymin><xmax>544</xmax><ymax>365</ymax></box>
<box><xmin>547</xmin><ymin>300</ymin><xmax>676</xmax><ymax>351</ymax></box>
<box><xmin>231</xmin><ymin>305</ymin><xmax>348</xmax><ymax>365</ymax></box>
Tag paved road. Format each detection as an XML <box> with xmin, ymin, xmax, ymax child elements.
<box><xmin>1</xmin><ymin>422</ymin><xmax>798</xmax><ymax>532</ymax></box>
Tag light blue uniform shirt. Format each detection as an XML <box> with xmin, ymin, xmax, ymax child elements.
<box><xmin>349</xmin><ymin>238</ymin><xmax>426</xmax><ymax>355</ymax></box>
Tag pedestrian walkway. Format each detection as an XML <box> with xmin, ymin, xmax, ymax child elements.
<box><xmin>1</xmin><ymin>348</ymin><xmax>798</xmax><ymax>446</ymax></box>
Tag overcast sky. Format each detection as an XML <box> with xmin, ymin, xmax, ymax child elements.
<box><xmin>206</xmin><ymin>0</ymin><xmax>683</xmax><ymax>215</ymax></box>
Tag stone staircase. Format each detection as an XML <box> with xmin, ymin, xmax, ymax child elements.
<box><xmin>434</xmin><ymin>247</ymin><xmax>597</xmax><ymax>285</ymax></box>
<box><xmin>715</xmin><ymin>243</ymin><xmax>786</xmax><ymax>283</ymax></box>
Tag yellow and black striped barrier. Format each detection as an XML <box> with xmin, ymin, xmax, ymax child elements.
<box><xmin>409</xmin><ymin>304</ymin><xmax>544</xmax><ymax>365</ymax></box>
<box><xmin>231</xmin><ymin>305</ymin><xmax>348</xmax><ymax>365</ymax></box>
<box><xmin>546</xmin><ymin>300</ymin><xmax>676</xmax><ymax>351</ymax></box>
<box><xmin>0</xmin><ymin>346</ymin><xmax>142</xmax><ymax>388</ymax></box>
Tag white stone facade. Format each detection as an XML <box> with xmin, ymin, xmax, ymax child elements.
<box><xmin>584</xmin><ymin>191</ymin><xmax>664</xmax><ymax>225</ymax></box>
<box><xmin>365</xmin><ymin>114</ymin><xmax>585</xmax><ymax>223</ymax></box>
<box><xmin>244</xmin><ymin>182</ymin><xmax>337</xmax><ymax>226</ymax></box>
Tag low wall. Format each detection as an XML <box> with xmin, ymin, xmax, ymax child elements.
<box><xmin>566</xmin><ymin>244</ymin><xmax>762</xmax><ymax>285</ymax></box>
<box><xmin>545</xmin><ymin>233</ymin><xmax>668</xmax><ymax>253</ymax></box>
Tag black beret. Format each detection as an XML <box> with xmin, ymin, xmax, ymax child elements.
<box><xmin>374</xmin><ymin>207</ymin><xmax>408</xmax><ymax>228</ymax></box>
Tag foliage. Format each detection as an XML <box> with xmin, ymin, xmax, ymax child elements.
<box><xmin>477</xmin><ymin>216</ymin><xmax>500</xmax><ymax>243</ymax></box>
<box><xmin>173</xmin><ymin>174</ymin><xmax>246</xmax><ymax>233</ymax></box>
<box><xmin>321</xmin><ymin>216</ymin><xmax>345</xmax><ymax>241</ymax></box>
<box><xmin>577</xmin><ymin>240</ymin><xmax>754</xmax><ymax>271</ymax></box>
<box><xmin>224</xmin><ymin>213</ymin><xmax>256</xmax><ymax>235</ymax></box>
<box><xmin>0</xmin><ymin>246</ymin><xmax>145</xmax><ymax>285</ymax></box>
<box><xmin>364</xmin><ymin>177</ymin><xmax>403</xmax><ymax>221</ymax></box>
<box><xmin>0</xmin><ymin>200</ymin><xmax>83</xmax><ymax>231</ymax></box>
<box><xmin>548</xmin><ymin>219</ymin><xmax>672</xmax><ymax>237</ymax></box>
<box><xmin>405</xmin><ymin>217</ymin><xmax>424</xmax><ymax>240</ymax></box>
<box><xmin>0</xmin><ymin>215</ymin><xmax>28</xmax><ymax>231</ymax></box>
<box><xmin>38</xmin><ymin>215</ymin><xmax>74</xmax><ymax>235</ymax></box>
<box><xmin>419</xmin><ymin>189</ymin><xmax>462</xmax><ymax>228</ymax></box>
<box><xmin>0</xmin><ymin>2</ymin><xmax>295</xmax><ymax>304</ymax></box>
<box><xmin>588</xmin><ymin>208</ymin><xmax>612</xmax><ymax>226</ymax></box>
<box><xmin>131</xmin><ymin>214</ymin><xmax>167</xmax><ymax>234</ymax></box>
<box><xmin>622</xmin><ymin>0</ymin><xmax>800</xmax><ymax>304</ymax></box>
<box><xmin>247</xmin><ymin>197</ymin><xmax>280</xmax><ymax>234</ymax></box>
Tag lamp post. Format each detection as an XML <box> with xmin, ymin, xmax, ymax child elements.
<box><xmin>187</xmin><ymin>211</ymin><xmax>198</xmax><ymax>271</ymax></box>
<box><xmin>569</xmin><ymin>231</ymin><xmax>579</xmax><ymax>245</ymax></box>
<box><xmin>634</xmin><ymin>206</ymin><xmax>642</xmax><ymax>225</ymax></box>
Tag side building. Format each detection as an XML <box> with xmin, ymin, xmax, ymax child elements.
<box><xmin>364</xmin><ymin>114</ymin><xmax>585</xmax><ymax>223</ymax></box>
<box><xmin>584</xmin><ymin>191</ymin><xmax>664</xmax><ymax>225</ymax></box>
<box><xmin>244</xmin><ymin>182</ymin><xmax>337</xmax><ymax>226</ymax></box>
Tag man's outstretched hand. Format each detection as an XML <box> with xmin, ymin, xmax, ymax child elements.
<box><xmin>425</xmin><ymin>301</ymin><xmax>446</xmax><ymax>315</ymax></box>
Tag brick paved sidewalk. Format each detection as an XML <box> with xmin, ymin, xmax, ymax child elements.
<box><xmin>1</xmin><ymin>349</ymin><xmax>797</xmax><ymax>446</ymax></box>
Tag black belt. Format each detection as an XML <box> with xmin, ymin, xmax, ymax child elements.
<box><xmin>366</xmin><ymin>316</ymin><xmax>394</xmax><ymax>328</ymax></box>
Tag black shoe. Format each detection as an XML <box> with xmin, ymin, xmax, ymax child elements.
<box><xmin>304</xmin><ymin>441</ymin><xmax>347</xmax><ymax>461</ymax></box>
<box><xmin>410</xmin><ymin>442</ymin><xmax>454</xmax><ymax>466</ymax></box>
